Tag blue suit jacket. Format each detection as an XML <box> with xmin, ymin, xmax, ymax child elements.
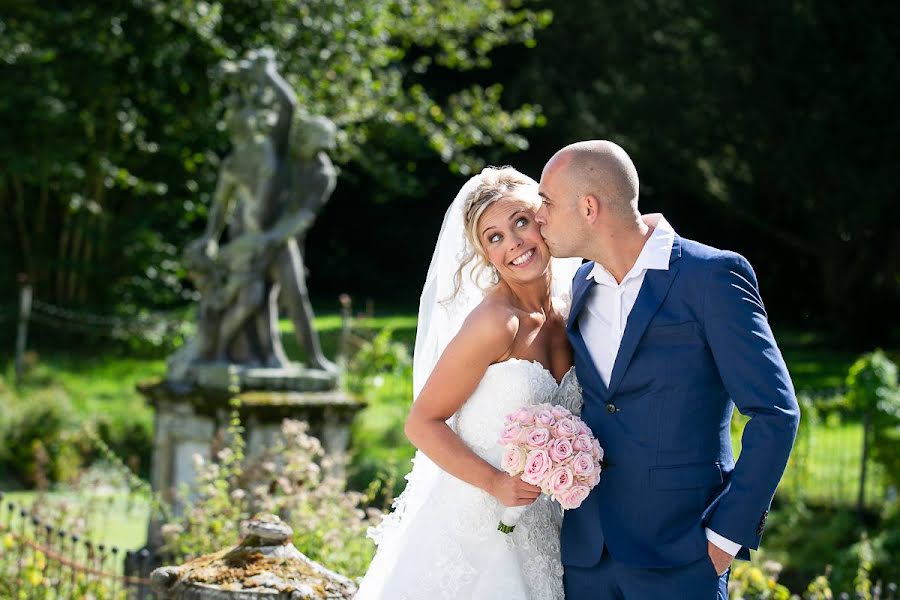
<box><xmin>561</xmin><ymin>235</ymin><xmax>800</xmax><ymax>569</ymax></box>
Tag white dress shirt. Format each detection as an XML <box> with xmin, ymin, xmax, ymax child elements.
<box><xmin>579</xmin><ymin>213</ymin><xmax>742</xmax><ymax>558</ymax></box>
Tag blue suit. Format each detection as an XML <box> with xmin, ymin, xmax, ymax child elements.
<box><xmin>562</xmin><ymin>236</ymin><xmax>800</xmax><ymax>597</ymax></box>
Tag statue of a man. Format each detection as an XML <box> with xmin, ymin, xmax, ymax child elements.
<box><xmin>218</xmin><ymin>104</ymin><xmax>339</xmax><ymax>373</ymax></box>
<box><xmin>169</xmin><ymin>49</ymin><xmax>338</xmax><ymax>383</ymax></box>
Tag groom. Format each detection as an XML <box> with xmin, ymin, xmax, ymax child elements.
<box><xmin>534</xmin><ymin>141</ymin><xmax>800</xmax><ymax>599</ymax></box>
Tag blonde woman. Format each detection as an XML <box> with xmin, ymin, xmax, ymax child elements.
<box><xmin>355</xmin><ymin>168</ymin><xmax>581</xmax><ymax>599</ymax></box>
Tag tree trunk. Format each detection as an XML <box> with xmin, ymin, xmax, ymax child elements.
<box><xmin>10</xmin><ymin>174</ymin><xmax>34</xmax><ymax>281</ymax></box>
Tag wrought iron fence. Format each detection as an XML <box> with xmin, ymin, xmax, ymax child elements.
<box><xmin>0</xmin><ymin>491</ymin><xmax>167</xmax><ymax>599</ymax></box>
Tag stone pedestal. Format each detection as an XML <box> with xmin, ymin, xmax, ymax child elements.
<box><xmin>139</xmin><ymin>376</ymin><xmax>364</xmax><ymax>550</ymax></box>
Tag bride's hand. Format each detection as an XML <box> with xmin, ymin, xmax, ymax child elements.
<box><xmin>488</xmin><ymin>471</ymin><xmax>542</xmax><ymax>507</ymax></box>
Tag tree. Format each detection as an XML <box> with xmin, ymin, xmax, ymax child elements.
<box><xmin>0</xmin><ymin>0</ymin><xmax>550</xmax><ymax>311</ymax></box>
<box><xmin>507</xmin><ymin>1</ymin><xmax>899</xmax><ymax>344</ymax></box>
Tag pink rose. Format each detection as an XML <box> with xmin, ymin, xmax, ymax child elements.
<box><xmin>499</xmin><ymin>422</ymin><xmax>522</xmax><ymax>446</ymax></box>
<box><xmin>547</xmin><ymin>466</ymin><xmax>575</xmax><ymax>496</ymax></box>
<box><xmin>573</xmin><ymin>435</ymin><xmax>593</xmax><ymax>453</ymax></box>
<box><xmin>512</xmin><ymin>408</ymin><xmax>536</xmax><ymax>426</ymax></box>
<box><xmin>550</xmin><ymin>405</ymin><xmax>571</xmax><ymax>420</ymax></box>
<box><xmin>558</xmin><ymin>485</ymin><xmax>591</xmax><ymax>510</ymax></box>
<box><xmin>577</xmin><ymin>420</ymin><xmax>592</xmax><ymax>436</ymax></box>
<box><xmin>525</xmin><ymin>427</ymin><xmax>551</xmax><ymax>449</ymax></box>
<box><xmin>521</xmin><ymin>449</ymin><xmax>552</xmax><ymax>485</ymax></box>
<box><xmin>576</xmin><ymin>467</ymin><xmax>601</xmax><ymax>488</ymax></box>
<box><xmin>571</xmin><ymin>452</ymin><xmax>596</xmax><ymax>478</ymax></box>
<box><xmin>535</xmin><ymin>409</ymin><xmax>555</xmax><ymax>426</ymax></box>
<box><xmin>553</xmin><ymin>418</ymin><xmax>580</xmax><ymax>438</ymax></box>
<box><xmin>591</xmin><ymin>439</ymin><xmax>605</xmax><ymax>462</ymax></box>
<box><xmin>549</xmin><ymin>438</ymin><xmax>574</xmax><ymax>463</ymax></box>
<box><xmin>516</xmin><ymin>426</ymin><xmax>533</xmax><ymax>444</ymax></box>
<box><xmin>501</xmin><ymin>446</ymin><xmax>527</xmax><ymax>475</ymax></box>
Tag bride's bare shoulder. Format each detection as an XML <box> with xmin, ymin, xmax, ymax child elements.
<box><xmin>461</xmin><ymin>290</ymin><xmax>520</xmax><ymax>342</ymax></box>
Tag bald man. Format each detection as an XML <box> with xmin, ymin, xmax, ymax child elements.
<box><xmin>535</xmin><ymin>141</ymin><xmax>799</xmax><ymax>599</ymax></box>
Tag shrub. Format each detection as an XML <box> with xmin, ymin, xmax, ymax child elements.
<box><xmin>344</xmin><ymin>328</ymin><xmax>416</xmax><ymax>502</ymax></box>
<box><xmin>160</xmin><ymin>407</ymin><xmax>382</xmax><ymax>579</ymax></box>
<box><xmin>91</xmin><ymin>412</ymin><xmax>154</xmax><ymax>479</ymax></box>
<box><xmin>0</xmin><ymin>390</ymin><xmax>83</xmax><ymax>486</ymax></box>
<box><xmin>728</xmin><ymin>559</ymin><xmax>792</xmax><ymax>600</ymax></box>
<box><xmin>846</xmin><ymin>350</ymin><xmax>900</xmax><ymax>491</ymax></box>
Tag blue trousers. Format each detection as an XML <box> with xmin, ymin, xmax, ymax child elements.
<box><xmin>564</xmin><ymin>551</ymin><xmax>730</xmax><ymax>599</ymax></box>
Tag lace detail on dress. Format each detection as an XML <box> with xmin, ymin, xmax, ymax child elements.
<box><xmin>455</xmin><ymin>358</ymin><xmax>559</xmax><ymax>455</ymax></box>
<box><xmin>552</xmin><ymin>367</ymin><xmax>584</xmax><ymax>416</ymax></box>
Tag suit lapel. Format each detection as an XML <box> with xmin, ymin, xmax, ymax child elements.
<box><xmin>567</xmin><ymin>265</ymin><xmax>596</xmax><ymax>333</ymax></box>
<box><xmin>606</xmin><ymin>237</ymin><xmax>683</xmax><ymax>397</ymax></box>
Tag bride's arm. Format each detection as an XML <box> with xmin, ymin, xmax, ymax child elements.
<box><xmin>404</xmin><ymin>302</ymin><xmax>542</xmax><ymax>508</ymax></box>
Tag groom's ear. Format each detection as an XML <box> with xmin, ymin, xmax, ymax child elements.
<box><xmin>582</xmin><ymin>194</ymin><xmax>601</xmax><ymax>224</ymax></box>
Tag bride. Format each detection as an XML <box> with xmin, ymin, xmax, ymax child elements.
<box><xmin>355</xmin><ymin>167</ymin><xmax>582</xmax><ymax>600</ymax></box>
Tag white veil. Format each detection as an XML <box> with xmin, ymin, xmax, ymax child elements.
<box><xmin>357</xmin><ymin>170</ymin><xmax>581</xmax><ymax>597</ymax></box>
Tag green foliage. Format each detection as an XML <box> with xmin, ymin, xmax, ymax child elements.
<box><xmin>728</xmin><ymin>559</ymin><xmax>792</xmax><ymax>600</ymax></box>
<box><xmin>0</xmin><ymin>534</ymin><xmax>127</xmax><ymax>599</ymax></box>
<box><xmin>163</xmin><ymin>398</ymin><xmax>245</xmax><ymax>559</ymax></box>
<box><xmin>846</xmin><ymin>350</ymin><xmax>900</xmax><ymax>415</ymax></box>
<box><xmin>761</xmin><ymin>500</ymin><xmax>898</xmax><ymax>596</ymax></box>
<box><xmin>509</xmin><ymin>2</ymin><xmax>899</xmax><ymax>343</ymax></box>
<box><xmin>1</xmin><ymin>0</ymin><xmax>548</xmax><ymax>313</ymax></box>
<box><xmin>847</xmin><ymin>351</ymin><xmax>900</xmax><ymax>491</ymax></box>
<box><xmin>345</xmin><ymin>327</ymin><xmax>412</xmax><ymax>393</ymax></box>
<box><xmin>802</xmin><ymin>572</ymin><xmax>835</xmax><ymax>600</ymax></box>
<box><xmin>0</xmin><ymin>389</ymin><xmax>84</xmax><ymax>486</ymax></box>
<box><xmin>345</xmin><ymin>328</ymin><xmax>416</xmax><ymax>503</ymax></box>
<box><xmin>0</xmin><ymin>352</ymin><xmax>161</xmax><ymax>483</ymax></box>
<box><xmin>161</xmin><ymin>414</ymin><xmax>381</xmax><ymax>578</ymax></box>
<box><xmin>870</xmin><ymin>504</ymin><xmax>900</xmax><ymax>587</ymax></box>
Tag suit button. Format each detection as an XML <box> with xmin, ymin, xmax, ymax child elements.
<box><xmin>606</xmin><ymin>403</ymin><xmax>618</xmax><ymax>413</ymax></box>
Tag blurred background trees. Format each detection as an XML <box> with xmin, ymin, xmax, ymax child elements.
<box><xmin>2</xmin><ymin>0</ymin><xmax>897</xmax><ymax>345</ymax></box>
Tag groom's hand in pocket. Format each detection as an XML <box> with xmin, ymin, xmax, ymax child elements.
<box><xmin>707</xmin><ymin>541</ymin><xmax>734</xmax><ymax>576</ymax></box>
<box><xmin>489</xmin><ymin>472</ymin><xmax>541</xmax><ymax>507</ymax></box>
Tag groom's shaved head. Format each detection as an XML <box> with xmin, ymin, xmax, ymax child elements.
<box><xmin>546</xmin><ymin>140</ymin><xmax>640</xmax><ymax>219</ymax></box>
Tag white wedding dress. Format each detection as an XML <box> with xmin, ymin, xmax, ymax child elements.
<box><xmin>356</xmin><ymin>358</ymin><xmax>583</xmax><ymax>600</ymax></box>
<box><xmin>355</xmin><ymin>169</ymin><xmax>584</xmax><ymax>600</ymax></box>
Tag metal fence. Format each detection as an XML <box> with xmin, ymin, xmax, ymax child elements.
<box><xmin>735</xmin><ymin>409</ymin><xmax>893</xmax><ymax>511</ymax></box>
<box><xmin>0</xmin><ymin>491</ymin><xmax>166</xmax><ymax>599</ymax></box>
<box><xmin>789</xmin><ymin>419</ymin><xmax>888</xmax><ymax>509</ymax></box>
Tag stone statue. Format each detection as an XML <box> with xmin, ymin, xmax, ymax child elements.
<box><xmin>168</xmin><ymin>49</ymin><xmax>337</xmax><ymax>387</ymax></box>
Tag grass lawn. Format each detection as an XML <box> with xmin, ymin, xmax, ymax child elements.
<box><xmin>1</xmin><ymin>355</ymin><xmax>165</xmax><ymax>445</ymax></box>
<box><xmin>0</xmin><ymin>311</ymin><xmax>414</xmax><ymax>436</ymax></box>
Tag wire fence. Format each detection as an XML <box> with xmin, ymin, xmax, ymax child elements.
<box><xmin>785</xmin><ymin>419</ymin><xmax>889</xmax><ymax>509</ymax></box>
<box><xmin>0</xmin><ymin>491</ymin><xmax>166</xmax><ymax>600</ymax></box>
<box><xmin>735</xmin><ymin>410</ymin><xmax>893</xmax><ymax>511</ymax></box>
<box><xmin>26</xmin><ymin>299</ymin><xmax>186</xmax><ymax>341</ymax></box>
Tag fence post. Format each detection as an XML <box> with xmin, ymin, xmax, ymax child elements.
<box><xmin>14</xmin><ymin>273</ymin><xmax>32</xmax><ymax>387</ymax></box>
<box><xmin>337</xmin><ymin>293</ymin><xmax>353</xmax><ymax>368</ymax></box>
<box><xmin>857</xmin><ymin>408</ymin><xmax>871</xmax><ymax>516</ymax></box>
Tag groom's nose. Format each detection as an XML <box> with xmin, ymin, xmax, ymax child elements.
<box><xmin>534</xmin><ymin>207</ymin><xmax>547</xmax><ymax>225</ymax></box>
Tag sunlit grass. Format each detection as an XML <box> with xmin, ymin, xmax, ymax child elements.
<box><xmin>2</xmin><ymin>486</ymin><xmax>150</xmax><ymax>552</ymax></box>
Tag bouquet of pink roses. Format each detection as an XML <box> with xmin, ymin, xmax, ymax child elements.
<box><xmin>496</xmin><ymin>402</ymin><xmax>604</xmax><ymax>534</ymax></box>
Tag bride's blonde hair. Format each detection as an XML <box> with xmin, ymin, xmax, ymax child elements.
<box><xmin>449</xmin><ymin>166</ymin><xmax>541</xmax><ymax>298</ymax></box>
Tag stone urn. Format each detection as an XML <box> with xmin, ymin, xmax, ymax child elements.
<box><xmin>150</xmin><ymin>515</ymin><xmax>357</xmax><ymax>599</ymax></box>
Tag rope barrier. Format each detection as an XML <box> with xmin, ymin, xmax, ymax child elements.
<box><xmin>14</xmin><ymin>298</ymin><xmax>187</xmax><ymax>339</ymax></box>
<box><xmin>1</xmin><ymin>528</ymin><xmax>152</xmax><ymax>586</ymax></box>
